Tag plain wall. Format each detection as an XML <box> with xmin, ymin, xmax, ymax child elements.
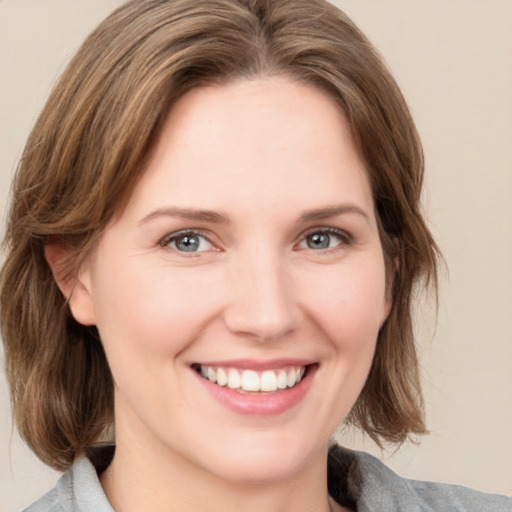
<box><xmin>1</xmin><ymin>1</ymin><xmax>511</xmax><ymax>510</ymax></box>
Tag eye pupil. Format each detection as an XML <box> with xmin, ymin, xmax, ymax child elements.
<box><xmin>307</xmin><ymin>233</ymin><xmax>330</xmax><ymax>249</ymax></box>
<box><xmin>176</xmin><ymin>235</ymin><xmax>200</xmax><ymax>252</ymax></box>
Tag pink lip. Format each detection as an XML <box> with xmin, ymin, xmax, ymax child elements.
<box><xmin>192</xmin><ymin>363</ymin><xmax>318</xmax><ymax>416</ymax></box>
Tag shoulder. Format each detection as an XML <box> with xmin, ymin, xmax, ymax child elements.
<box><xmin>22</xmin><ymin>456</ymin><xmax>114</xmax><ymax>512</ymax></box>
<box><xmin>23</xmin><ymin>487</ymin><xmax>61</xmax><ymax>512</ymax></box>
<box><xmin>328</xmin><ymin>445</ymin><xmax>512</xmax><ymax>512</ymax></box>
<box><xmin>356</xmin><ymin>450</ymin><xmax>510</xmax><ymax>511</ymax></box>
<box><xmin>405</xmin><ymin>478</ymin><xmax>511</xmax><ymax>512</ymax></box>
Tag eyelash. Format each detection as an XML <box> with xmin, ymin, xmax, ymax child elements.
<box><xmin>160</xmin><ymin>229</ymin><xmax>215</xmax><ymax>254</ymax></box>
<box><xmin>159</xmin><ymin>227</ymin><xmax>352</xmax><ymax>254</ymax></box>
<box><xmin>297</xmin><ymin>227</ymin><xmax>352</xmax><ymax>252</ymax></box>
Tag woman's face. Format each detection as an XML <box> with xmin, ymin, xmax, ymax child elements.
<box><xmin>71</xmin><ymin>77</ymin><xmax>390</xmax><ymax>483</ymax></box>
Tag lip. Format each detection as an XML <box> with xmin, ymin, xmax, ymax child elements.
<box><xmin>191</xmin><ymin>361</ymin><xmax>318</xmax><ymax>416</ymax></box>
<box><xmin>193</xmin><ymin>358</ymin><xmax>316</xmax><ymax>371</ymax></box>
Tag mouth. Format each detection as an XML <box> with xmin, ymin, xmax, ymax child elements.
<box><xmin>191</xmin><ymin>363</ymin><xmax>313</xmax><ymax>394</ymax></box>
<box><xmin>190</xmin><ymin>359</ymin><xmax>318</xmax><ymax>415</ymax></box>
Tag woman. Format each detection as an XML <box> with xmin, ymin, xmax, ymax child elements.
<box><xmin>1</xmin><ymin>1</ymin><xmax>510</xmax><ymax>511</ymax></box>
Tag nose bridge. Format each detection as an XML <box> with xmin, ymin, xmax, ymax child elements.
<box><xmin>224</xmin><ymin>243</ymin><xmax>299</xmax><ymax>341</ymax></box>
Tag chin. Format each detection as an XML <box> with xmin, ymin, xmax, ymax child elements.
<box><xmin>193</xmin><ymin>431</ymin><xmax>324</xmax><ymax>485</ymax></box>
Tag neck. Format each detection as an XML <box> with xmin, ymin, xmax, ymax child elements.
<box><xmin>100</xmin><ymin>434</ymin><xmax>339</xmax><ymax>512</ymax></box>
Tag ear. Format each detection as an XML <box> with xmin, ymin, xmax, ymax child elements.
<box><xmin>381</xmin><ymin>290</ymin><xmax>393</xmax><ymax>327</ymax></box>
<box><xmin>380</xmin><ymin>245</ymin><xmax>399</xmax><ymax>326</ymax></box>
<box><xmin>45</xmin><ymin>243</ymin><xmax>96</xmax><ymax>326</ymax></box>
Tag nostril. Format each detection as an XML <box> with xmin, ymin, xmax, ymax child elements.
<box><xmin>223</xmin><ymin>306</ymin><xmax>299</xmax><ymax>342</ymax></box>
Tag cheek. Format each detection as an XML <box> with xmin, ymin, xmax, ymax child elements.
<box><xmin>90</xmin><ymin>260</ymin><xmax>225</xmax><ymax>362</ymax></box>
<box><xmin>299</xmin><ymin>259</ymin><xmax>388</xmax><ymax>349</ymax></box>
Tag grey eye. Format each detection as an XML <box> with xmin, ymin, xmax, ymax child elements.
<box><xmin>174</xmin><ymin>234</ymin><xmax>200</xmax><ymax>252</ymax></box>
<box><xmin>298</xmin><ymin>230</ymin><xmax>346</xmax><ymax>251</ymax></box>
<box><xmin>306</xmin><ymin>233</ymin><xmax>331</xmax><ymax>249</ymax></box>
<box><xmin>165</xmin><ymin>232</ymin><xmax>213</xmax><ymax>252</ymax></box>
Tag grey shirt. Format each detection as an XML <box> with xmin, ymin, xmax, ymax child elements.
<box><xmin>23</xmin><ymin>446</ymin><xmax>511</xmax><ymax>512</ymax></box>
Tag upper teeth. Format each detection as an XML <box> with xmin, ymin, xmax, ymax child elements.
<box><xmin>199</xmin><ymin>366</ymin><xmax>306</xmax><ymax>392</ymax></box>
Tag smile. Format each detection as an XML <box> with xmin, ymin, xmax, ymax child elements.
<box><xmin>194</xmin><ymin>364</ymin><xmax>306</xmax><ymax>393</ymax></box>
<box><xmin>191</xmin><ymin>360</ymin><xmax>318</xmax><ymax>415</ymax></box>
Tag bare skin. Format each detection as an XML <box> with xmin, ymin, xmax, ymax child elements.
<box><xmin>50</xmin><ymin>77</ymin><xmax>388</xmax><ymax>512</ymax></box>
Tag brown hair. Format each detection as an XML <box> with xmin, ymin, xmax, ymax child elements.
<box><xmin>1</xmin><ymin>0</ymin><xmax>439</xmax><ymax>470</ymax></box>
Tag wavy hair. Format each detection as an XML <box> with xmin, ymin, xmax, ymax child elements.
<box><xmin>1</xmin><ymin>0</ymin><xmax>439</xmax><ymax>470</ymax></box>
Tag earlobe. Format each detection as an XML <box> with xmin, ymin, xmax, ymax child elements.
<box><xmin>44</xmin><ymin>243</ymin><xmax>96</xmax><ymax>326</ymax></box>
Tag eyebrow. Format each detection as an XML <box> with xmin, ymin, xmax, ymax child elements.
<box><xmin>139</xmin><ymin>207</ymin><xmax>230</xmax><ymax>226</ymax></box>
<box><xmin>139</xmin><ymin>203</ymin><xmax>370</xmax><ymax>226</ymax></box>
<box><xmin>298</xmin><ymin>204</ymin><xmax>370</xmax><ymax>224</ymax></box>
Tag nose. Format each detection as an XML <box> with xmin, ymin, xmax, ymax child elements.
<box><xmin>223</xmin><ymin>249</ymin><xmax>300</xmax><ymax>342</ymax></box>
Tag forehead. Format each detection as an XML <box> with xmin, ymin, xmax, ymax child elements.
<box><xmin>122</xmin><ymin>76</ymin><xmax>373</xmax><ymax>220</ymax></box>
<box><xmin>161</xmin><ymin>77</ymin><xmax>353</xmax><ymax>164</ymax></box>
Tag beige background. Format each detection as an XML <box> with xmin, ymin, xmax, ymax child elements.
<box><xmin>1</xmin><ymin>0</ymin><xmax>511</xmax><ymax>510</ymax></box>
